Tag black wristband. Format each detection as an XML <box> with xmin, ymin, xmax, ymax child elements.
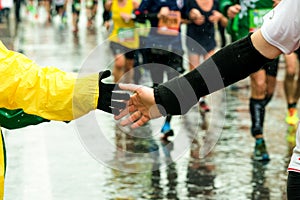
<box><xmin>154</xmin><ymin>34</ymin><xmax>273</xmax><ymax>115</ymax></box>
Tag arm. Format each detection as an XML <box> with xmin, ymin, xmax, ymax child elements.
<box><xmin>104</xmin><ymin>0</ymin><xmax>112</xmax><ymax>11</ymax></box>
<box><xmin>0</xmin><ymin>41</ymin><xmax>129</xmax><ymax>121</ymax></box>
<box><xmin>117</xmin><ymin>0</ymin><xmax>299</xmax><ymax>128</ymax></box>
<box><xmin>116</xmin><ymin>30</ymin><xmax>280</xmax><ymax>128</ymax></box>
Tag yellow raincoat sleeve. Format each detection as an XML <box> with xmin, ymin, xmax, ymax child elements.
<box><xmin>0</xmin><ymin>41</ymin><xmax>99</xmax><ymax>121</ymax></box>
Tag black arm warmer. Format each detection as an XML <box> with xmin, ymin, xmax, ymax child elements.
<box><xmin>134</xmin><ymin>10</ymin><xmax>158</xmax><ymax>22</ymax></box>
<box><xmin>154</xmin><ymin>34</ymin><xmax>273</xmax><ymax>116</ymax></box>
<box><xmin>102</xmin><ymin>10</ymin><xmax>111</xmax><ymax>22</ymax></box>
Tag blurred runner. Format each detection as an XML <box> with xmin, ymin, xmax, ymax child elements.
<box><xmin>105</xmin><ymin>0</ymin><xmax>140</xmax><ymax>83</ymax></box>
<box><xmin>86</xmin><ymin>0</ymin><xmax>98</xmax><ymax>29</ymax></box>
<box><xmin>284</xmin><ymin>49</ymin><xmax>300</xmax><ymax>126</ymax></box>
<box><xmin>72</xmin><ymin>0</ymin><xmax>81</xmax><ymax>33</ymax></box>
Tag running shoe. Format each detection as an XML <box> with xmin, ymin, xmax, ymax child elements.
<box><xmin>160</xmin><ymin>121</ymin><xmax>174</xmax><ymax>140</ymax></box>
<box><xmin>285</xmin><ymin>108</ymin><xmax>299</xmax><ymax>126</ymax></box>
<box><xmin>199</xmin><ymin>100</ymin><xmax>210</xmax><ymax>113</ymax></box>
<box><xmin>286</xmin><ymin>125</ymin><xmax>297</xmax><ymax>145</ymax></box>
<box><xmin>253</xmin><ymin>138</ymin><xmax>270</xmax><ymax>161</ymax></box>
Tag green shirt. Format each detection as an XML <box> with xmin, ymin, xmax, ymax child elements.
<box><xmin>219</xmin><ymin>0</ymin><xmax>273</xmax><ymax>41</ymax></box>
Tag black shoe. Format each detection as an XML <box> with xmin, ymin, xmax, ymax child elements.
<box><xmin>160</xmin><ymin>129</ymin><xmax>174</xmax><ymax>140</ymax></box>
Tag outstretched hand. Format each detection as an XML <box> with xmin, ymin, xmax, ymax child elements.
<box><xmin>114</xmin><ymin>83</ymin><xmax>163</xmax><ymax>128</ymax></box>
<box><xmin>97</xmin><ymin>70</ymin><xmax>130</xmax><ymax>115</ymax></box>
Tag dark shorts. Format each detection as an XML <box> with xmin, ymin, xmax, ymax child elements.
<box><xmin>287</xmin><ymin>171</ymin><xmax>300</xmax><ymax>200</ymax></box>
<box><xmin>142</xmin><ymin>48</ymin><xmax>184</xmax><ymax>74</ymax></box>
<box><xmin>72</xmin><ymin>2</ymin><xmax>81</xmax><ymax>14</ymax></box>
<box><xmin>55</xmin><ymin>5</ymin><xmax>64</xmax><ymax>12</ymax></box>
<box><xmin>262</xmin><ymin>57</ymin><xmax>279</xmax><ymax>77</ymax></box>
<box><xmin>109</xmin><ymin>42</ymin><xmax>135</xmax><ymax>59</ymax></box>
<box><xmin>186</xmin><ymin>36</ymin><xmax>216</xmax><ymax>55</ymax></box>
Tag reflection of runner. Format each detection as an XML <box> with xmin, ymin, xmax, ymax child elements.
<box><xmin>38</xmin><ymin>0</ymin><xmax>52</xmax><ymax>23</ymax></box>
<box><xmin>187</xmin><ymin>138</ymin><xmax>215</xmax><ymax>198</ymax></box>
<box><xmin>0</xmin><ymin>0</ymin><xmax>13</xmax><ymax>23</ymax></box>
<box><xmin>115</xmin><ymin>0</ymin><xmax>300</xmax><ymax>197</ymax></box>
<box><xmin>251</xmin><ymin>161</ymin><xmax>270</xmax><ymax>199</ymax></box>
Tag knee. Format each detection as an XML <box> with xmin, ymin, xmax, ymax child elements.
<box><xmin>114</xmin><ymin>56</ymin><xmax>125</xmax><ymax>69</ymax></box>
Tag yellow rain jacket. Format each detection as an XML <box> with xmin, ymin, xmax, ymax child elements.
<box><xmin>0</xmin><ymin>40</ymin><xmax>100</xmax><ymax>199</ymax></box>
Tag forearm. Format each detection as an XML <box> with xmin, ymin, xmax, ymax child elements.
<box><xmin>0</xmin><ymin>42</ymin><xmax>98</xmax><ymax>121</ymax></box>
<box><xmin>154</xmin><ymin>33</ymin><xmax>273</xmax><ymax>115</ymax></box>
<box><xmin>219</xmin><ymin>15</ymin><xmax>228</xmax><ymax>27</ymax></box>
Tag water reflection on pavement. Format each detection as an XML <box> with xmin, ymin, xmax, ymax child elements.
<box><xmin>1</xmin><ymin>11</ymin><xmax>294</xmax><ymax>200</ymax></box>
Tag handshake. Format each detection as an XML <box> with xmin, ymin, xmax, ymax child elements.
<box><xmin>101</xmin><ymin>67</ymin><xmax>202</xmax><ymax>128</ymax></box>
<box><xmin>100</xmin><ymin>69</ymin><xmax>179</xmax><ymax>128</ymax></box>
<box><xmin>98</xmin><ymin>70</ymin><xmax>163</xmax><ymax>128</ymax></box>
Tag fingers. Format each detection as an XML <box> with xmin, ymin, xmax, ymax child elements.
<box><xmin>131</xmin><ymin>115</ymin><xmax>150</xmax><ymax>129</ymax></box>
<box><xmin>118</xmin><ymin>111</ymin><xmax>150</xmax><ymax>128</ymax></box>
<box><xmin>119</xmin><ymin>110</ymin><xmax>141</xmax><ymax>126</ymax></box>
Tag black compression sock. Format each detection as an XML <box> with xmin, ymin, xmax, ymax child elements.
<box><xmin>288</xmin><ymin>102</ymin><xmax>297</xmax><ymax>109</ymax></box>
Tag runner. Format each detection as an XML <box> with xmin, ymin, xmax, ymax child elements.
<box><xmin>71</xmin><ymin>0</ymin><xmax>81</xmax><ymax>33</ymax></box>
<box><xmin>105</xmin><ymin>0</ymin><xmax>140</xmax><ymax>83</ymax></box>
<box><xmin>186</xmin><ymin>0</ymin><xmax>227</xmax><ymax>113</ymax></box>
<box><xmin>54</xmin><ymin>0</ymin><xmax>67</xmax><ymax>24</ymax></box>
<box><xmin>220</xmin><ymin>0</ymin><xmax>278</xmax><ymax>161</ymax></box>
<box><xmin>284</xmin><ymin>49</ymin><xmax>300</xmax><ymax>126</ymax></box>
<box><xmin>38</xmin><ymin>0</ymin><xmax>52</xmax><ymax>23</ymax></box>
<box><xmin>134</xmin><ymin>0</ymin><xmax>187</xmax><ymax>139</ymax></box>
<box><xmin>86</xmin><ymin>0</ymin><xmax>98</xmax><ymax>29</ymax></box>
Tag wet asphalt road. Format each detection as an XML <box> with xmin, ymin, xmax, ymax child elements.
<box><xmin>0</xmin><ymin>4</ymin><xmax>295</xmax><ymax>200</ymax></box>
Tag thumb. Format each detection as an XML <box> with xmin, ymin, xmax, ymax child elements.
<box><xmin>99</xmin><ymin>70</ymin><xmax>111</xmax><ymax>81</ymax></box>
<box><xmin>118</xmin><ymin>83</ymin><xmax>143</xmax><ymax>92</ymax></box>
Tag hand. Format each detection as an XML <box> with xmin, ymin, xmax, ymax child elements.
<box><xmin>97</xmin><ymin>70</ymin><xmax>130</xmax><ymax>115</ymax></box>
<box><xmin>114</xmin><ymin>83</ymin><xmax>162</xmax><ymax>128</ymax></box>
<box><xmin>157</xmin><ymin>6</ymin><xmax>170</xmax><ymax>18</ymax></box>
<box><xmin>189</xmin><ymin>9</ymin><xmax>205</xmax><ymax>25</ymax></box>
<box><xmin>189</xmin><ymin>8</ymin><xmax>201</xmax><ymax>19</ymax></box>
<box><xmin>227</xmin><ymin>4</ymin><xmax>241</xmax><ymax>19</ymax></box>
<box><xmin>103</xmin><ymin>20</ymin><xmax>111</xmax><ymax>30</ymax></box>
<box><xmin>208</xmin><ymin>10</ymin><xmax>222</xmax><ymax>23</ymax></box>
<box><xmin>120</xmin><ymin>13</ymin><xmax>133</xmax><ymax>23</ymax></box>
